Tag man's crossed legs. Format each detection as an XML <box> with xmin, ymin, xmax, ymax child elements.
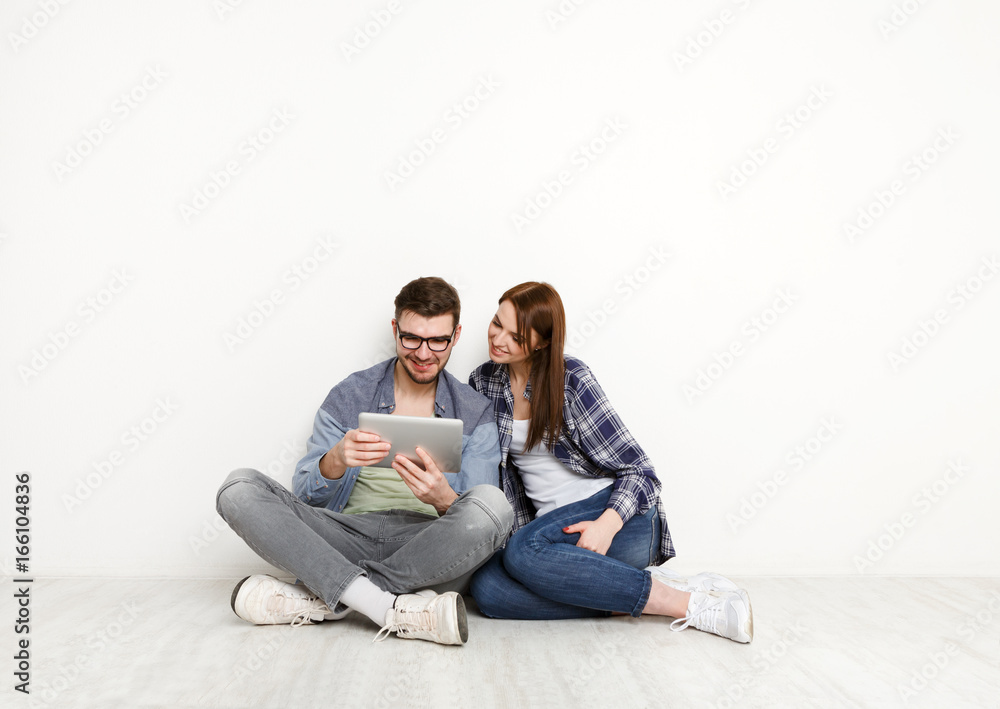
<box><xmin>217</xmin><ymin>468</ymin><xmax>513</xmax><ymax>645</ymax></box>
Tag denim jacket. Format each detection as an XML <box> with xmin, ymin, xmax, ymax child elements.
<box><xmin>293</xmin><ymin>358</ymin><xmax>501</xmax><ymax>512</ymax></box>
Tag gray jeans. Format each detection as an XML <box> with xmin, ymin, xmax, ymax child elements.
<box><xmin>216</xmin><ymin>468</ymin><xmax>513</xmax><ymax>608</ymax></box>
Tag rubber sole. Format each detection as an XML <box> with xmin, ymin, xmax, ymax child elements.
<box><xmin>230</xmin><ymin>575</ymin><xmax>252</xmax><ymax>617</ymax></box>
<box><xmin>455</xmin><ymin>594</ymin><xmax>469</xmax><ymax>644</ymax></box>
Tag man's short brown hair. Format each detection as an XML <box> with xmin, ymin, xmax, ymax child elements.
<box><xmin>393</xmin><ymin>277</ymin><xmax>461</xmax><ymax>330</ymax></box>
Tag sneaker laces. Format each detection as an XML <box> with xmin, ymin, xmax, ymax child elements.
<box><xmin>373</xmin><ymin>606</ymin><xmax>434</xmax><ymax>643</ymax></box>
<box><xmin>670</xmin><ymin>592</ymin><xmax>726</xmax><ymax>635</ymax></box>
<box><xmin>265</xmin><ymin>588</ymin><xmax>329</xmax><ymax>627</ymax></box>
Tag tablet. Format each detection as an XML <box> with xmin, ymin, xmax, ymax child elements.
<box><xmin>356</xmin><ymin>413</ymin><xmax>464</xmax><ymax>473</ymax></box>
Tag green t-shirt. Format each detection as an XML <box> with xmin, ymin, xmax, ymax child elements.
<box><xmin>341</xmin><ymin>466</ymin><xmax>438</xmax><ymax>517</ymax></box>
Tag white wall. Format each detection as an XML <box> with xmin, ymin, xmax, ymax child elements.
<box><xmin>2</xmin><ymin>0</ymin><xmax>998</xmax><ymax>578</ymax></box>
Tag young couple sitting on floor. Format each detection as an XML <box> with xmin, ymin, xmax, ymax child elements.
<box><xmin>217</xmin><ymin>277</ymin><xmax>752</xmax><ymax>646</ymax></box>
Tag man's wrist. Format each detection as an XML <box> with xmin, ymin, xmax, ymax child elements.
<box><xmin>433</xmin><ymin>489</ymin><xmax>460</xmax><ymax>516</ymax></box>
<box><xmin>319</xmin><ymin>448</ymin><xmax>347</xmax><ymax>480</ymax></box>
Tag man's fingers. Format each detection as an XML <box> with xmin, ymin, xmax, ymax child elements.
<box><xmin>394</xmin><ymin>462</ymin><xmax>417</xmax><ymax>485</ymax></box>
<box><xmin>345</xmin><ymin>447</ymin><xmax>390</xmax><ymax>466</ymax></box>
<box><xmin>356</xmin><ymin>442</ymin><xmax>391</xmax><ymax>453</ymax></box>
<box><xmin>393</xmin><ymin>455</ymin><xmax>427</xmax><ymax>476</ymax></box>
<box><xmin>393</xmin><ymin>459</ymin><xmax>428</xmax><ymax>494</ymax></box>
<box><xmin>358</xmin><ymin>450</ymin><xmax>388</xmax><ymax>462</ymax></box>
<box><xmin>350</xmin><ymin>430</ymin><xmax>382</xmax><ymax>443</ymax></box>
<box><xmin>346</xmin><ymin>435</ymin><xmax>390</xmax><ymax>455</ymax></box>
<box><xmin>413</xmin><ymin>446</ymin><xmax>441</xmax><ymax>473</ymax></box>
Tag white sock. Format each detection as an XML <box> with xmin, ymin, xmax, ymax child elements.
<box><xmin>339</xmin><ymin>577</ymin><xmax>397</xmax><ymax>626</ymax></box>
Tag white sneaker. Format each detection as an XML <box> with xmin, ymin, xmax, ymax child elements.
<box><xmin>646</xmin><ymin>564</ymin><xmax>740</xmax><ymax>594</ymax></box>
<box><xmin>373</xmin><ymin>590</ymin><xmax>468</xmax><ymax>646</ymax></box>
<box><xmin>670</xmin><ymin>589</ymin><xmax>754</xmax><ymax>643</ymax></box>
<box><xmin>231</xmin><ymin>575</ymin><xmax>341</xmax><ymax>626</ymax></box>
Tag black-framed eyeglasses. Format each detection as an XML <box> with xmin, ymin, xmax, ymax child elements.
<box><xmin>397</xmin><ymin>329</ymin><xmax>456</xmax><ymax>352</ymax></box>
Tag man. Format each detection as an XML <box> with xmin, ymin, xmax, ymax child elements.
<box><xmin>217</xmin><ymin>277</ymin><xmax>512</xmax><ymax>646</ymax></box>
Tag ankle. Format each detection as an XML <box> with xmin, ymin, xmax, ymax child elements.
<box><xmin>643</xmin><ymin>579</ymin><xmax>691</xmax><ymax>617</ymax></box>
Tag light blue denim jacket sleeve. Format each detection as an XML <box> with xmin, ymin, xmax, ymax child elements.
<box><xmin>292</xmin><ymin>358</ymin><xmax>501</xmax><ymax>513</ymax></box>
<box><xmin>452</xmin><ymin>420</ymin><xmax>501</xmax><ymax>491</ymax></box>
<box><xmin>293</xmin><ymin>407</ymin><xmax>350</xmax><ymax>508</ymax></box>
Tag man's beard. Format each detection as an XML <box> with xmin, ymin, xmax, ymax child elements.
<box><xmin>400</xmin><ymin>354</ymin><xmax>444</xmax><ymax>384</ymax></box>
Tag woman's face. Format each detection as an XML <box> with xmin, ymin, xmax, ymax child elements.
<box><xmin>488</xmin><ymin>300</ymin><xmax>542</xmax><ymax>366</ymax></box>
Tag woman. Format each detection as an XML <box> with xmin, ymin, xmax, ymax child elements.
<box><xmin>468</xmin><ymin>282</ymin><xmax>753</xmax><ymax>642</ymax></box>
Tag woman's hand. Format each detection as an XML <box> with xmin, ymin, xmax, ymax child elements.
<box><xmin>563</xmin><ymin>509</ymin><xmax>624</xmax><ymax>556</ymax></box>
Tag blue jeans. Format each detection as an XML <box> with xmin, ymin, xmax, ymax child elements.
<box><xmin>470</xmin><ymin>487</ymin><xmax>660</xmax><ymax>619</ymax></box>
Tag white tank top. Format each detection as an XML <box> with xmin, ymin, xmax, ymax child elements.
<box><xmin>510</xmin><ymin>418</ymin><xmax>612</xmax><ymax>517</ymax></box>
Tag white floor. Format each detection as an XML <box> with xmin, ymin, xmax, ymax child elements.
<box><xmin>5</xmin><ymin>576</ymin><xmax>997</xmax><ymax>708</ymax></box>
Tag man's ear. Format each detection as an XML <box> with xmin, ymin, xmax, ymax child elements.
<box><xmin>451</xmin><ymin>324</ymin><xmax>462</xmax><ymax>347</ymax></box>
<box><xmin>391</xmin><ymin>319</ymin><xmax>397</xmax><ymax>336</ymax></box>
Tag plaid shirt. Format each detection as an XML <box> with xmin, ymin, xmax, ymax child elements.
<box><xmin>469</xmin><ymin>355</ymin><xmax>675</xmax><ymax>562</ymax></box>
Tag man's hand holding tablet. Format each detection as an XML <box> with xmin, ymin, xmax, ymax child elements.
<box><xmin>356</xmin><ymin>413</ymin><xmax>463</xmax><ymax>473</ymax></box>
<box><xmin>319</xmin><ymin>429</ymin><xmax>391</xmax><ymax>479</ymax></box>
<box><xmin>320</xmin><ymin>413</ymin><xmax>464</xmax><ymax>515</ymax></box>
<box><xmin>391</xmin><ymin>446</ymin><xmax>458</xmax><ymax>516</ymax></box>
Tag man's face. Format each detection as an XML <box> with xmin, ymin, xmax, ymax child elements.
<box><xmin>392</xmin><ymin>311</ymin><xmax>461</xmax><ymax>385</ymax></box>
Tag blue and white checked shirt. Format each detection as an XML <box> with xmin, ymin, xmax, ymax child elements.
<box><xmin>469</xmin><ymin>355</ymin><xmax>675</xmax><ymax>562</ymax></box>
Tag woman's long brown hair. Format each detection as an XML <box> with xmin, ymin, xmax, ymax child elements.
<box><xmin>501</xmin><ymin>282</ymin><xmax>566</xmax><ymax>452</ymax></box>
